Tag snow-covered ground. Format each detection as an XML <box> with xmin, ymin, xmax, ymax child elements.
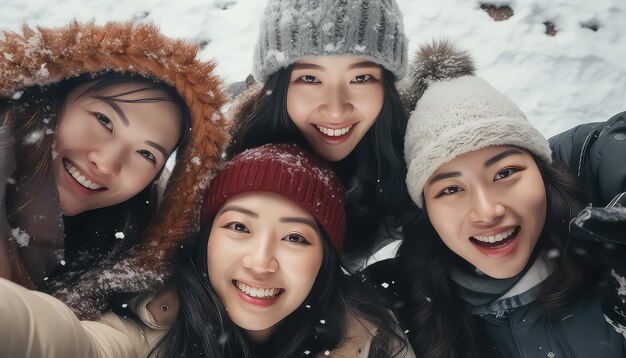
<box><xmin>1</xmin><ymin>0</ymin><xmax>625</xmax><ymax>136</ymax></box>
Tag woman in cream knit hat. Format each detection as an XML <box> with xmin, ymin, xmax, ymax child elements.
<box><xmin>367</xmin><ymin>41</ymin><xmax>626</xmax><ymax>357</ymax></box>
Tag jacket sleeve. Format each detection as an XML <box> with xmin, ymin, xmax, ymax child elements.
<box><xmin>549</xmin><ymin>112</ymin><xmax>626</xmax><ymax>204</ymax></box>
<box><xmin>0</xmin><ymin>277</ymin><xmax>157</xmax><ymax>358</ymax></box>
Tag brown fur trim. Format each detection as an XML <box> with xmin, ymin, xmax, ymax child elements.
<box><xmin>400</xmin><ymin>39</ymin><xmax>475</xmax><ymax>112</ymax></box>
<box><xmin>226</xmin><ymin>84</ymin><xmax>262</xmax><ymax>137</ymax></box>
<box><xmin>1</xmin><ymin>21</ymin><xmax>229</xmax><ymax>304</ymax></box>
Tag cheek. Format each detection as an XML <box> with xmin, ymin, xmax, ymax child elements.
<box><xmin>119</xmin><ymin>165</ymin><xmax>159</xmax><ymax>193</ymax></box>
<box><xmin>286</xmin><ymin>88</ymin><xmax>312</xmax><ymax>127</ymax></box>
<box><xmin>283</xmin><ymin>250</ymin><xmax>322</xmax><ymax>292</ymax></box>
<box><xmin>355</xmin><ymin>90</ymin><xmax>384</xmax><ymax>121</ymax></box>
<box><xmin>522</xmin><ymin>179</ymin><xmax>547</xmax><ymax>236</ymax></box>
<box><xmin>206</xmin><ymin>236</ymin><xmax>232</xmax><ymax>290</ymax></box>
<box><xmin>427</xmin><ymin>202</ymin><xmax>469</xmax><ymax>255</ymax></box>
<box><xmin>56</xmin><ymin>114</ymin><xmax>89</xmax><ymax>147</ymax></box>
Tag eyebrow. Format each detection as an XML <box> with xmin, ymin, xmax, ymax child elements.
<box><xmin>484</xmin><ymin>148</ymin><xmax>524</xmax><ymax>168</ymax></box>
<box><xmin>97</xmin><ymin>98</ymin><xmax>130</xmax><ymax>126</ymax></box>
<box><xmin>218</xmin><ymin>205</ymin><xmax>259</xmax><ymax>218</ymax></box>
<box><xmin>279</xmin><ymin>217</ymin><xmax>319</xmax><ymax>232</ymax></box>
<box><xmin>349</xmin><ymin>61</ymin><xmax>380</xmax><ymax>70</ymax></box>
<box><xmin>428</xmin><ymin>171</ymin><xmax>462</xmax><ymax>185</ymax></box>
<box><xmin>292</xmin><ymin>63</ymin><xmax>323</xmax><ymax>71</ymax></box>
<box><xmin>292</xmin><ymin>61</ymin><xmax>380</xmax><ymax>71</ymax></box>
<box><xmin>145</xmin><ymin>140</ymin><xmax>168</xmax><ymax>159</ymax></box>
<box><xmin>428</xmin><ymin>148</ymin><xmax>525</xmax><ymax>185</ymax></box>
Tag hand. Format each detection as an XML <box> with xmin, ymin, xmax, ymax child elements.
<box><xmin>569</xmin><ymin>192</ymin><xmax>626</xmax><ymax>245</ymax></box>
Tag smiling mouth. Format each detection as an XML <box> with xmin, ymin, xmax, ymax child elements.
<box><xmin>63</xmin><ymin>159</ymin><xmax>107</xmax><ymax>191</ymax></box>
<box><xmin>315</xmin><ymin>124</ymin><xmax>354</xmax><ymax>137</ymax></box>
<box><xmin>470</xmin><ymin>226</ymin><xmax>520</xmax><ymax>249</ymax></box>
<box><xmin>233</xmin><ymin>280</ymin><xmax>284</xmax><ymax>300</ymax></box>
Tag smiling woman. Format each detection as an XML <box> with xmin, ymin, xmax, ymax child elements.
<box><xmin>0</xmin><ymin>21</ymin><xmax>228</xmax><ymax>319</ymax></box>
<box><xmin>52</xmin><ymin>78</ymin><xmax>183</xmax><ymax>216</ymax></box>
<box><xmin>381</xmin><ymin>41</ymin><xmax>626</xmax><ymax>357</ymax></box>
<box><xmin>228</xmin><ymin>0</ymin><xmax>412</xmax><ymax>259</ymax></box>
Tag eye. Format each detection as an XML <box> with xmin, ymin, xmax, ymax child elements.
<box><xmin>351</xmin><ymin>74</ymin><xmax>372</xmax><ymax>83</ymax></box>
<box><xmin>299</xmin><ymin>75</ymin><xmax>320</xmax><ymax>84</ymax></box>
<box><xmin>494</xmin><ymin>168</ymin><xmax>519</xmax><ymax>181</ymax></box>
<box><xmin>225</xmin><ymin>222</ymin><xmax>250</xmax><ymax>233</ymax></box>
<box><xmin>137</xmin><ymin>149</ymin><xmax>157</xmax><ymax>165</ymax></box>
<box><xmin>91</xmin><ymin>111</ymin><xmax>113</xmax><ymax>132</ymax></box>
<box><xmin>437</xmin><ymin>186</ymin><xmax>464</xmax><ymax>197</ymax></box>
<box><xmin>282</xmin><ymin>233</ymin><xmax>311</xmax><ymax>245</ymax></box>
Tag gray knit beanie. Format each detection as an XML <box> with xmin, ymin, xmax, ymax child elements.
<box><xmin>252</xmin><ymin>0</ymin><xmax>408</xmax><ymax>83</ymax></box>
<box><xmin>404</xmin><ymin>42</ymin><xmax>552</xmax><ymax>208</ymax></box>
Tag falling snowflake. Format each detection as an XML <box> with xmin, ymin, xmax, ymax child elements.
<box><xmin>115</xmin><ymin>232</ymin><xmax>125</xmax><ymax>239</ymax></box>
<box><xmin>11</xmin><ymin>227</ymin><xmax>31</xmax><ymax>247</ymax></box>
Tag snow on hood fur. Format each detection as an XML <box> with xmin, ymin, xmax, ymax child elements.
<box><xmin>0</xmin><ymin>21</ymin><xmax>229</xmax><ymax>319</ymax></box>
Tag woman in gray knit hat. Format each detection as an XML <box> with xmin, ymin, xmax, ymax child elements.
<box><xmin>229</xmin><ymin>0</ymin><xmax>413</xmax><ymax>259</ymax></box>
<box><xmin>366</xmin><ymin>41</ymin><xmax>626</xmax><ymax>357</ymax></box>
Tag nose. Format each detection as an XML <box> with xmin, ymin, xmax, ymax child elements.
<box><xmin>468</xmin><ymin>187</ymin><xmax>505</xmax><ymax>223</ymax></box>
<box><xmin>318</xmin><ymin>83</ymin><xmax>352</xmax><ymax>121</ymax></box>
<box><xmin>241</xmin><ymin>236</ymin><xmax>279</xmax><ymax>274</ymax></box>
<box><xmin>87</xmin><ymin>147</ymin><xmax>123</xmax><ymax>176</ymax></box>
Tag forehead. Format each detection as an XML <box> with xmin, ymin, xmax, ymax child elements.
<box><xmin>69</xmin><ymin>81</ymin><xmax>170</xmax><ymax>101</ymax></box>
<box><xmin>434</xmin><ymin>145</ymin><xmax>532</xmax><ymax>174</ymax></box>
<box><xmin>220</xmin><ymin>192</ymin><xmax>312</xmax><ymax>218</ymax></box>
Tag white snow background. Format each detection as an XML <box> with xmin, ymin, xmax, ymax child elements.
<box><xmin>1</xmin><ymin>0</ymin><xmax>624</xmax><ymax>136</ymax></box>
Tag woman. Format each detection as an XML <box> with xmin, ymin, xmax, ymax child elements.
<box><xmin>0</xmin><ymin>21</ymin><xmax>228</xmax><ymax>319</ymax></box>
<box><xmin>0</xmin><ymin>143</ymin><xmax>413</xmax><ymax>358</ymax></box>
<box><xmin>367</xmin><ymin>41</ymin><xmax>626</xmax><ymax>357</ymax></box>
<box><xmin>228</xmin><ymin>0</ymin><xmax>412</xmax><ymax>260</ymax></box>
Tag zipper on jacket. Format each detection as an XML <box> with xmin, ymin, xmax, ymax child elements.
<box><xmin>547</xmin><ymin>318</ymin><xmax>578</xmax><ymax>358</ymax></box>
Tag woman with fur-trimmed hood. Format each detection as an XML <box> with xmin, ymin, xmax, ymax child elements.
<box><xmin>0</xmin><ymin>21</ymin><xmax>229</xmax><ymax>319</ymax></box>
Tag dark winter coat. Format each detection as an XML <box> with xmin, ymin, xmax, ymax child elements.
<box><xmin>550</xmin><ymin>112</ymin><xmax>626</xmax><ymax>336</ymax></box>
<box><xmin>365</xmin><ymin>259</ymin><xmax>626</xmax><ymax>358</ymax></box>
<box><xmin>549</xmin><ymin>111</ymin><xmax>626</xmax><ymax>205</ymax></box>
<box><xmin>477</xmin><ymin>284</ymin><xmax>626</xmax><ymax>358</ymax></box>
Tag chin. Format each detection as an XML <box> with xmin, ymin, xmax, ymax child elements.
<box><xmin>483</xmin><ymin>264</ymin><xmax>525</xmax><ymax>279</ymax></box>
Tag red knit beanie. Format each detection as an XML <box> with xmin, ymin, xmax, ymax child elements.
<box><xmin>201</xmin><ymin>143</ymin><xmax>346</xmax><ymax>250</ymax></box>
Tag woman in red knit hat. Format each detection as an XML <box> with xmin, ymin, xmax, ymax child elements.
<box><xmin>0</xmin><ymin>143</ymin><xmax>413</xmax><ymax>358</ymax></box>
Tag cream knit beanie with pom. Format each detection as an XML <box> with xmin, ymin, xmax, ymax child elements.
<box><xmin>404</xmin><ymin>42</ymin><xmax>552</xmax><ymax>208</ymax></box>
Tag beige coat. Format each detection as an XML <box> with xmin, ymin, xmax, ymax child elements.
<box><xmin>0</xmin><ymin>277</ymin><xmax>414</xmax><ymax>357</ymax></box>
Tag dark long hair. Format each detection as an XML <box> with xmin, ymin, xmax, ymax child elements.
<box><xmin>2</xmin><ymin>72</ymin><xmax>191</xmax><ymax>284</ymax></box>
<box><xmin>396</xmin><ymin>158</ymin><xmax>604</xmax><ymax>358</ymax></box>
<box><xmin>152</xmin><ymin>224</ymin><xmax>407</xmax><ymax>358</ymax></box>
<box><xmin>229</xmin><ymin>66</ymin><xmax>411</xmax><ymax>257</ymax></box>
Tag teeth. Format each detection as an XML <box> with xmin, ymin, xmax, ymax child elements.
<box><xmin>64</xmin><ymin>160</ymin><xmax>103</xmax><ymax>190</ymax></box>
<box><xmin>473</xmin><ymin>227</ymin><xmax>516</xmax><ymax>243</ymax></box>
<box><xmin>235</xmin><ymin>281</ymin><xmax>280</xmax><ymax>299</ymax></box>
<box><xmin>316</xmin><ymin>124</ymin><xmax>353</xmax><ymax>137</ymax></box>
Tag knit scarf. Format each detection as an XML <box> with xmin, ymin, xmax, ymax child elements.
<box><xmin>449</xmin><ymin>250</ymin><xmax>552</xmax><ymax>315</ymax></box>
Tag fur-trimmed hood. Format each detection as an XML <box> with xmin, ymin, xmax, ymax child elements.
<box><xmin>0</xmin><ymin>21</ymin><xmax>229</xmax><ymax>318</ymax></box>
